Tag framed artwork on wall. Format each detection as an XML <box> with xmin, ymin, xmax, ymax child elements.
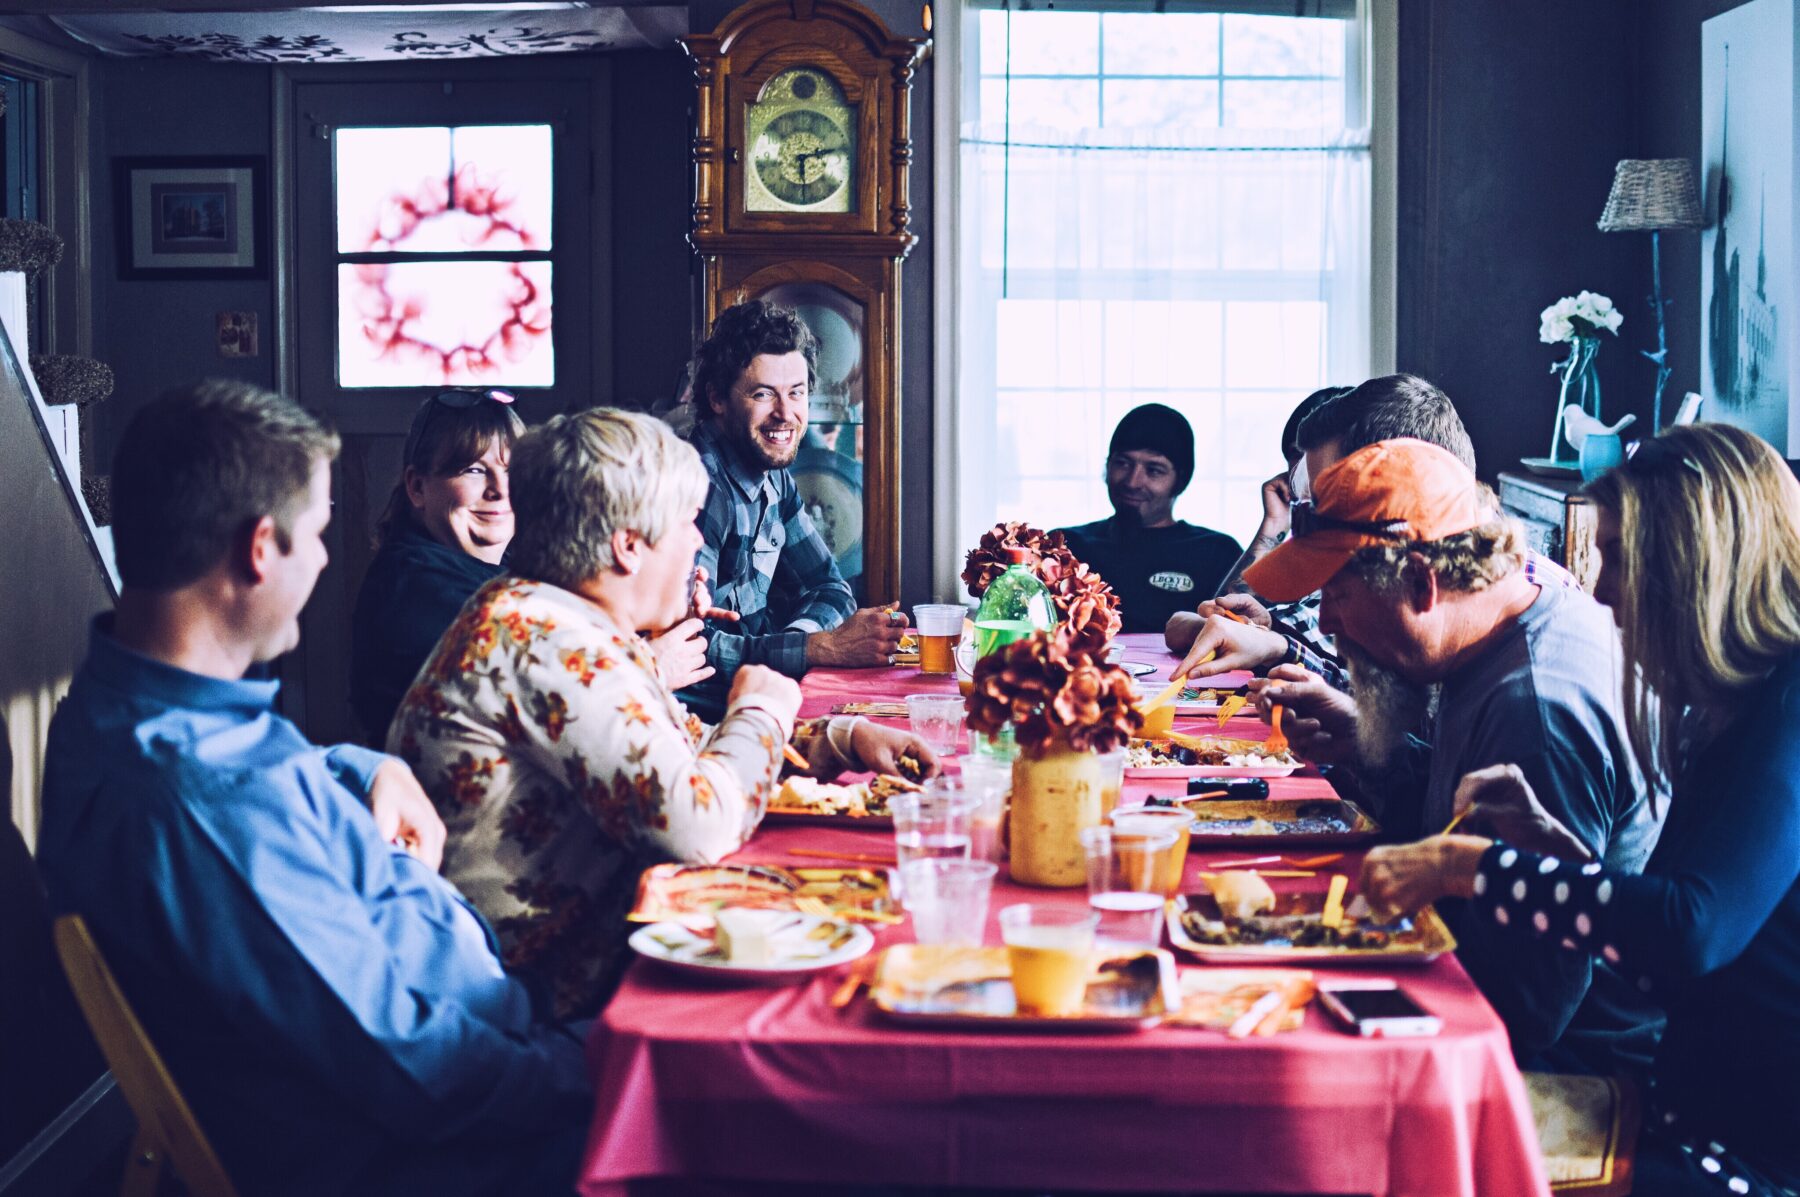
<box><xmin>115</xmin><ymin>156</ymin><xmax>267</xmax><ymax>280</ymax></box>
<box><xmin>1700</xmin><ymin>0</ymin><xmax>1796</xmax><ymax>454</ymax></box>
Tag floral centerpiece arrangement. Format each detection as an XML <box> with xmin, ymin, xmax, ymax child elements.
<box><xmin>1538</xmin><ymin>291</ymin><xmax>1622</xmax><ymax>464</ymax></box>
<box><xmin>967</xmin><ymin>626</ymin><xmax>1142</xmax><ymax>887</ymax></box>
<box><xmin>961</xmin><ymin>521</ymin><xmax>1122</xmax><ymax>654</ymax></box>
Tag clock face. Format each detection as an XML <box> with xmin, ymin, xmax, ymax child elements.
<box><xmin>745</xmin><ymin>67</ymin><xmax>857</xmax><ymax>214</ymax></box>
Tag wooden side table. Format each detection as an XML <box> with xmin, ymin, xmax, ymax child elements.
<box><xmin>1498</xmin><ymin>471</ymin><xmax>1598</xmax><ymax>592</ymax></box>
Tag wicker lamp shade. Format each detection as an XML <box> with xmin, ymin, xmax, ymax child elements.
<box><xmin>1597</xmin><ymin>159</ymin><xmax>1703</xmax><ymax>232</ymax></box>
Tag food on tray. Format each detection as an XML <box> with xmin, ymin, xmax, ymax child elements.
<box><xmin>629</xmin><ymin>863</ymin><xmax>894</xmax><ymax>926</ymax></box>
<box><xmin>1207</xmin><ymin>870</ymin><xmax>1276</xmax><ymax>921</ymax></box>
<box><xmin>1181</xmin><ymin>799</ymin><xmax>1374</xmax><ymax>840</ymax></box>
<box><xmin>830</xmin><ymin>701</ymin><xmax>910</xmax><ymax>717</ymax></box>
<box><xmin>1126</xmin><ymin>737</ymin><xmax>1300</xmax><ymax>770</ymax></box>
<box><xmin>1179</xmin><ymin>909</ymin><xmax>1399</xmax><ymax>950</ymax></box>
<box><xmin>769</xmin><ymin>772</ymin><xmax>922</xmax><ymax>818</ymax></box>
<box><xmin>1178</xmin><ymin>686</ymin><xmax>1248</xmax><ymax>704</ymax></box>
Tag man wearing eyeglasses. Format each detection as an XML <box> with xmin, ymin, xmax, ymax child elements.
<box><xmin>1055</xmin><ymin>403</ymin><xmax>1243</xmax><ymax>634</ymax></box>
<box><xmin>1240</xmin><ymin>436</ymin><xmax>1664</xmax><ymax>1077</ymax></box>
<box><xmin>680</xmin><ymin>300</ymin><xmax>907</xmax><ymax>720</ymax></box>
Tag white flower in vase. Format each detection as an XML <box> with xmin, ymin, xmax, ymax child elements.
<box><xmin>1538</xmin><ymin>291</ymin><xmax>1623</xmax><ymax>344</ymax></box>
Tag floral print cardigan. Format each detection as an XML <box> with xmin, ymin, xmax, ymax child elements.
<box><xmin>390</xmin><ymin>575</ymin><xmax>858</xmax><ymax>1018</ymax></box>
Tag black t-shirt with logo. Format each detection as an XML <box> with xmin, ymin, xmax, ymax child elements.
<box><xmin>1057</xmin><ymin>516</ymin><xmax>1243</xmax><ymax>634</ymax></box>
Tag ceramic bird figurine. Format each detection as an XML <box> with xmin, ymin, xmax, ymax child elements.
<box><xmin>1563</xmin><ymin>406</ymin><xmax>1636</xmax><ymax>453</ymax></box>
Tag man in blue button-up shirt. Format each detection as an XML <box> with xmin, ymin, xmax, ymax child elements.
<box><xmin>37</xmin><ymin>380</ymin><xmax>590</xmax><ymax>1197</ymax></box>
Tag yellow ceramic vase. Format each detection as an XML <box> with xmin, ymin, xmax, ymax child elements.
<box><xmin>1008</xmin><ymin>746</ymin><xmax>1106</xmax><ymax>888</ymax></box>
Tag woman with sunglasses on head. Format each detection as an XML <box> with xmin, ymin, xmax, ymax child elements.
<box><xmin>1360</xmin><ymin>424</ymin><xmax>1800</xmax><ymax>1196</ymax></box>
<box><xmin>351</xmin><ymin>389</ymin><xmax>526</xmax><ymax>742</ymax></box>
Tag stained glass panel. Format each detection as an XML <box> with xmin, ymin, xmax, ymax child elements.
<box><xmin>337</xmin><ymin>260</ymin><xmax>553</xmax><ymax>388</ymax></box>
<box><xmin>335</xmin><ymin>124</ymin><xmax>553</xmax><ymax>253</ymax></box>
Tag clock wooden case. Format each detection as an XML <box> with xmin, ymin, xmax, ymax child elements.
<box><xmin>682</xmin><ymin>0</ymin><xmax>929</xmax><ymax>604</ymax></box>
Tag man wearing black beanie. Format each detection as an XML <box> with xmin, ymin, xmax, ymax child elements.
<box><xmin>1056</xmin><ymin>403</ymin><xmax>1241</xmax><ymax>634</ymax></box>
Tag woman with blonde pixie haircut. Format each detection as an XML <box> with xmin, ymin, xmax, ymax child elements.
<box><xmin>1359</xmin><ymin>424</ymin><xmax>1800</xmax><ymax>1197</ymax></box>
<box><xmin>390</xmin><ymin>408</ymin><xmax>936</xmax><ymax>1018</ymax></box>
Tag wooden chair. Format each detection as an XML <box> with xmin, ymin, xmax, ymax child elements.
<box><xmin>51</xmin><ymin>914</ymin><xmax>240</xmax><ymax>1197</ymax></box>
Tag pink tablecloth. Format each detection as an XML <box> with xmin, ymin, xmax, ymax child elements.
<box><xmin>580</xmin><ymin>634</ymin><xmax>1550</xmax><ymax>1197</ymax></box>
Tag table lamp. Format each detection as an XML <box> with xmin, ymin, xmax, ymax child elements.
<box><xmin>1597</xmin><ymin>158</ymin><xmax>1704</xmax><ymax>432</ymax></box>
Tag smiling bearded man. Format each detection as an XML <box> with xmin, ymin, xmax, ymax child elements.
<box><xmin>680</xmin><ymin>300</ymin><xmax>908</xmax><ymax>722</ymax></box>
<box><xmin>1241</xmin><ymin>437</ymin><xmax>1665</xmax><ymax>1080</ymax></box>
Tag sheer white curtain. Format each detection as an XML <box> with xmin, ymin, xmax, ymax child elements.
<box><xmin>951</xmin><ymin>6</ymin><xmax>1371</xmax><ymax>585</ymax></box>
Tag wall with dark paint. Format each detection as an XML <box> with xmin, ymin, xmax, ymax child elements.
<box><xmin>89</xmin><ymin>58</ymin><xmax>277</xmax><ymax>464</ymax></box>
<box><xmin>1397</xmin><ymin>0</ymin><xmax>1759</xmax><ymax>479</ymax></box>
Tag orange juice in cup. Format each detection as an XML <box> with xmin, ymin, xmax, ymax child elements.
<box><xmin>1109</xmin><ymin>805</ymin><xmax>1196</xmax><ymax>896</ymax></box>
<box><xmin>999</xmin><ymin>904</ymin><xmax>1098</xmax><ymax>1016</ymax></box>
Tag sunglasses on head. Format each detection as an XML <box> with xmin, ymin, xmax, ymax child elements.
<box><xmin>1288</xmin><ymin>498</ymin><xmax>1413</xmax><ymax>542</ymax></box>
<box><xmin>404</xmin><ymin>388</ymin><xmax>518</xmax><ymax>465</ymax></box>
<box><xmin>1624</xmin><ymin>435</ymin><xmax>1703</xmax><ymax>478</ymax></box>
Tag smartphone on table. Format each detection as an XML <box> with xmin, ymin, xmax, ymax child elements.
<box><xmin>1316</xmin><ymin>979</ymin><xmax>1442</xmax><ymax>1038</ymax></box>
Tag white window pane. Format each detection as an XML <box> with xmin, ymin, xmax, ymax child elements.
<box><xmin>1220</xmin><ymin>159</ymin><xmax>1297</xmax><ymax>270</ymax></box>
<box><xmin>450</xmin><ymin>125</ymin><xmax>554</xmax><ymax>250</ymax></box>
<box><xmin>984</xmin><ymin>78</ymin><xmax>1100</xmax><ymax>134</ymax></box>
<box><xmin>1101</xmin><ymin>301</ymin><xmax>1224</xmax><ymax>391</ymax></box>
<box><xmin>336</xmin><ymin>127</ymin><xmax>450</xmax><ymax>253</ymax></box>
<box><xmin>1223</xmin><ymin>303</ymin><xmax>1324</xmax><ymax>390</ymax></box>
<box><xmin>1223</xmin><ymin>80</ymin><xmax>1346</xmax><ymax>130</ymax></box>
<box><xmin>1175</xmin><ymin>479</ymin><xmax>1231</xmax><ymax>535</ymax></box>
<box><xmin>983</xmin><ymin>11</ymin><xmax>1099</xmax><ymax>76</ymax></box>
<box><xmin>1222</xmin><ymin>14</ymin><xmax>1345</xmax><ymax>77</ymax></box>
<box><xmin>1103</xmin><ymin>80</ymin><xmax>1220</xmax><ymax>132</ymax></box>
<box><xmin>995</xmin><ymin>299</ymin><xmax>1104</xmax><ymax>389</ymax></box>
<box><xmin>338</xmin><ymin>260</ymin><xmax>553</xmax><ymax>388</ymax></box>
<box><xmin>998</xmin><ymin>479</ymin><xmax>1101</xmax><ymax>535</ymax></box>
<box><xmin>1101</xmin><ymin>13</ymin><xmax>1219</xmax><ymax>76</ymax></box>
<box><xmin>998</xmin><ymin>389</ymin><xmax>1103</xmax><ymax>483</ymax></box>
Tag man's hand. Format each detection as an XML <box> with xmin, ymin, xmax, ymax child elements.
<box><xmin>806</xmin><ymin>603</ymin><xmax>909</xmax><ymax>668</ymax></box>
<box><xmin>1359</xmin><ymin>835</ymin><xmax>1490</xmax><ymax>920</ymax></box>
<box><xmin>1249</xmin><ymin>664</ymin><xmax>1359</xmax><ymax>764</ymax></box>
<box><xmin>689</xmin><ymin>566</ymin><xmax>739</xmax><ymax>624</ymax></box>
<box><xmin>1259</xmin><ymin>470</ymin><xmax>1295</xmax><ymax>539</ymax></box>
<box><xmin>1170</xmin><ymin>614</ymin><xmax>1288</xmax><ymax>680</ymax></box>
<box><xmin>1452</xmin><ymin>764</ymin><xmax>1595</xmax><ymax>862</ymax></box>
<box><xmin>368</xmin><ymin>759</ymin><xmax>446</xmax><ymax>872</ymax></box>
<box><xmin>849</xmin><ymin>721</ymin><xmax>942</xmax><ymax>780</ymax></box>
<box><xmin>726</xmin><ymin>663</ymin><xmax>803</xmax><ymax>728</ymax></box>
<box><xmin>647</xmin><ymin>618</ymin><xmax>714</xmax><ymax>691</ymax></box>
<box><xmin>1201</xmin><ymin>592</ymin><xmax>1273</xmax><ymax>628</ymax></box>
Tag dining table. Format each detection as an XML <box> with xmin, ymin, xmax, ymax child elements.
<box><xmin>579</xmin><ymin>633</ymin><xmax>1551</xmax><ymax>1197</ymax></box>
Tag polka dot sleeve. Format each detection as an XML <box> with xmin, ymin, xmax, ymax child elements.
<box><xmin>1470</xmin><ymin>841</ymin><xmax>1629</xmax><ymax>970</ymax></box>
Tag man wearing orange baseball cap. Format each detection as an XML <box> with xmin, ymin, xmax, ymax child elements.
<box><xmin>1245</xmin><ymin>438</ymin><xmax>1664</xmax><ymax>1077</ymax></box>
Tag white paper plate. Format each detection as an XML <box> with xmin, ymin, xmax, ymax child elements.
<box><xmin>629</xmin><ymin>916</ymin><xmax>874</xmax><ymax>983</ymax></box>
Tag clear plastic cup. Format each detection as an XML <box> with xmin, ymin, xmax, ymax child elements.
<box><xmin>906</xmin><ymin>693</ymin><xmax>966</xmax><ymax>757</ymax></box>
<box><xmin>1109</xmin><ymin>805</ymin><xmax>1198</xmax><ymax>897</ymax></box>
<box><xmin>912</xmin><ymin>604</ymin><xmax>966</xmax><ymax>675</ymax></box>
<box><xmin>899</xmin><ymin>858</ymin><xmax>997</xmax><ymax>946</ymax></box>
<box><xmin>998</xmin><ymin>904</ymin><xmax>1099</xmax><ymax>1017</ymax></box>
<box><xmin>1079</xmin><ymin>825</ymin><xmax>1173</xmax><ymax>948</ymax></box>
<box><xmin>952</xmin><ymin>759</ymin><xmax>1011</xmax><ymax>862</ymax></box>
<box><xmin>1095</xmin><ymin>747</ymin><xmax>1127</xmax><ymax>816</ymax></box>
<box><xmin>891</xmin><ymin>789</ymin><xmax>976</xmax><ymax>872</ymax></box>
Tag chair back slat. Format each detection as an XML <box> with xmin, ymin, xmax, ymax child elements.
<box><xmin>52</xmin><ymin>914</ymin><xmax>240</xmax><ymax>1197</ymax></box>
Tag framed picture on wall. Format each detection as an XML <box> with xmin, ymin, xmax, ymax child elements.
<box><xmin>115</xmin><ymin>156</ymin><xmax>267</xmax><ymax>280</ymax></box>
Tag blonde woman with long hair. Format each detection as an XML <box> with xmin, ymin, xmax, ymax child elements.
<box><xmin>1360</xmin><ymin>424</ymin><xmax>1800</xmax><ymax>1196</ymax></box>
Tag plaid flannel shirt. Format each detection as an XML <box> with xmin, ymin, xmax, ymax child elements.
<box><xmin>682</xmin><ymin>421</ymin><xmax>855</xmax><ymax>716</ymax></box>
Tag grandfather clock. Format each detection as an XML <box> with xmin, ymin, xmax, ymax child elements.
<box><xmin>682</xmin><ymin>0</ymin><xmax>929</xmax><ymax>604</ymax></box>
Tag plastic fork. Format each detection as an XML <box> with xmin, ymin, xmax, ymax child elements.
<box><xmin>1215</xmin><ymin>694</ymin><xmax>1249</xmax><ymax>726</ymax></box>
<box><xmin>1264</xmin><ymin>703</ymin><xmax>1289</xmax><ymax>756</ymax></box>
